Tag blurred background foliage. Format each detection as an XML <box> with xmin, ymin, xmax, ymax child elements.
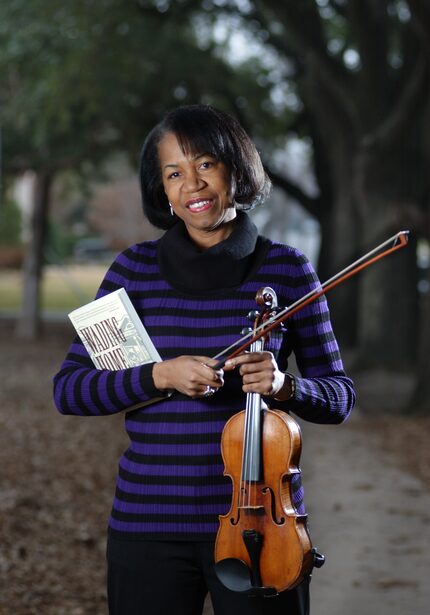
<box><xmin>0</xmin><ymin>0</ymin><xmax>429</xmax><ymax>409</ymax></box>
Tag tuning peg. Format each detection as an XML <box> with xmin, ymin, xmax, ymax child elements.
<box><xmin>247</xmin><ymin>310</ymin><xmax>260</xmax><ymax>322</ymax></box>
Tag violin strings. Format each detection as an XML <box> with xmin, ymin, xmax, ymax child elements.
<box><xmin>247</xmin><ymin>393</ymin><xmax>253</xmax><ymax>509</ymax></box>
<box><xmin>247</xmin><ymin>394</ymin><xmax>253</xmax><ymax>510</ymax></box>
<box><xmin>250</xmin><ymin>390</ymin><xmax>260</xmax><ymax>509</ymax></box>
<box><xmin>240</xmin><ymin>338</ymin><xmax>262</xmax><ymax>510</ymax></box>
<box><xmin>241</xmin><ymin>390</ymin><xmax>252</xmax><ymax>509</ymax></box>
<box><xmin>246</xmin><ymin>338</ymin><xmax>263</xmax><ymax>509</ymax></box>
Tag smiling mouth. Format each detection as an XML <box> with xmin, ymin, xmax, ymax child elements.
<box><xmin>186</xmin><ymin>199</ymin><xmax>213</xmax><ymax>212</ymax></box>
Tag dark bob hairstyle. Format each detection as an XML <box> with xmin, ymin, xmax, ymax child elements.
<box><xmin>139</xmin><ymin>104</ymin><xmax>271</xmax><ymax>230</ymax></box>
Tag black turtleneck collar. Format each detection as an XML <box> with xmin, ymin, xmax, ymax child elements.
<box><xmin>157</xmin><ymin>211</ymin><xmax>271</xmax><ymax>294</ymax></box>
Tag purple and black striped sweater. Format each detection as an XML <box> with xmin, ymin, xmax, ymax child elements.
<box><xmin>53</xmin><ymin>217</ymin><xmax>355</xmax><ymax>542</ymax></box>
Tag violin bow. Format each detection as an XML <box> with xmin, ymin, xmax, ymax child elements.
<box><xmin>211</xmin><ymin>230</ymin><xmax>409</xmax><ymax>370</ymax></box>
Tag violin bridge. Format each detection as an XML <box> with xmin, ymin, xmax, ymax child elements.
<box><xmin>238</xmin><ymin>505</ymin><xmax>265</xmax><ymax>516</ymax></box>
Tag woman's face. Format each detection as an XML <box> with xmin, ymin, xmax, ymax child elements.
<box><xmin>158</xmin><ymin>131</ymin><xmax>237</xmax><ymax>247</ymax></box>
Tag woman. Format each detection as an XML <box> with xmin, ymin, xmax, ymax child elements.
<box><xmin>53</xmin><ymin>104</ymin><xmax>355</xmax><ymax>615</ymax></box>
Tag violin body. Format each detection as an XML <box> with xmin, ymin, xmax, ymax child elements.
<box><xmin>215</xmin><ymin>406</ymin><xmax>314</xmax><ymax>594</ymax></box>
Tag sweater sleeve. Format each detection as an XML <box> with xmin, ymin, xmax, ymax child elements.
<box><xmin>268</xmin><ymin>248</ymin><xmax>355</xmax><ymax>425</ymax></box>
<box><xmin>52</xmin><ymin>250</ymin><xmax>165</xmax><ymax>416</ymax></box>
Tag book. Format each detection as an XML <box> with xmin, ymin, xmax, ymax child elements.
<box><xmin>68</xmin><ymin>288</ymin><xmax>162</xmax><ymax>370</ymax></box>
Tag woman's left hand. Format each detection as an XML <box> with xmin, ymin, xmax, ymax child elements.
<box><xmin>224</xmin><ymin>351</ymin><xmax>286</xmax><ymax>398</ymax></box>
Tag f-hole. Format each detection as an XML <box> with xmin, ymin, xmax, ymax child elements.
<box><xmin>262</xmin><ymin>486</ymin><xmax>285</xmax><ymax>525</ymax></box>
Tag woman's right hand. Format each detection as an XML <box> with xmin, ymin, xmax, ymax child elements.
<box><xmin>152</xmin><ymin>356</ymin><xmax>224</xmax><ymax>398</ymax></box>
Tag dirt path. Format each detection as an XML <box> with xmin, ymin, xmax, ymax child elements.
<box><xmin>1</xmin><ymin>323</ymin><xmax>429</xmax><ymax>614</ymax></box>
<box><xmin>299</xmin><ymin>410</ymin><xmax>430</xmax><ymax>615</ymax></box>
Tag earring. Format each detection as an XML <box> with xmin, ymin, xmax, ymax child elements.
<box><xmin>169</xmin><ymin>202</ymin><xmax>175</xmax><ymax>216</ymax></box>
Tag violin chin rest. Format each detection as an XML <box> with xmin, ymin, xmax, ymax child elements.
<box><xmin>214</xmin><ymin>558</ymin><xmax>278</xmax><ymax>596</ymax></box>
<box><xmin>214</xmin><ymin>558</ymin><xmax>253</xmax><ymax>593</ymax></box>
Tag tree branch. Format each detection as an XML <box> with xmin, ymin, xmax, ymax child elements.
<box><xmin>347</xmin><ymin>0</ymin><xmax>390</xmax><ymax>98</ymax></box>
<box><xmin>252</xmin><ymin>0</ymin><xmax>358</xmax><ymax>126</ymax></box>
<box><xmin>264</xmin><ymin>164</ymin><xmax>322</xmax><ymax>222</ymax></box>
<box><xmin>327</xmin><ymin>0</ymin><xmax>348</xmax><ymax>19</ymax></box>
<box><xmin>408</xmin><ymin>0</ymin><xmax>430</xmax><ymax>54</ymax></box>
<box><xmin>361</xmin><ymin>50</ymin><xmax>428</xmax><ymax>150</ymax></box>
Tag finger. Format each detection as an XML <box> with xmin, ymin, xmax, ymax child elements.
<box><xmin>188</xmin><ymin>383</ymin><xmax>218</xmax><ymax>399</ymax></box>
<box><xmin>242</xmin><ymin>380</ymin><xmax>273</xmax><ymax>395</ymax></box>
<box><xmin>242</xmin><ymin>376</ymin><xmax>273</xmax><ymax>394</ymax></box>
<box><xmin>239</xmin><ymin>363</ymin><xmax>272</xmax><ymax>377</ymax></box>
<box><xmin>200</xmin><ymin>361</ymin><xmax>224</xmax><ymax>382</ymax></box>
<box><xmin>225</xmin><ymin>351</ymin><xmax>270</xmax><ymax>369</ymax></box>
<box><xmin>242</xmin><ymin>370</ymin><xmax>269</xmax><ymax>384</ymax></box>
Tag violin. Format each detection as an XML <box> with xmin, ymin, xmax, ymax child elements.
<box><xmin>214</xmin><ymin>287</ymin><xmax>317</xmax><ymax>596</ymax></box>
<box><xmin>212</xmin><ymin>230</ymin><xmax>409</xmax><ymax>596</ymax></box>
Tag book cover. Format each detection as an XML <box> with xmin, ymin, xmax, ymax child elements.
<box><xmin>68</xmin><ymin>288</ymin><xmax>161</xmax><ymax>370</ymax></box>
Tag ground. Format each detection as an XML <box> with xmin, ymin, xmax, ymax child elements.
<box><xmin>0</xmin><ymin>320</ymin><xmax>429</xmax><ymax>615</ymax></box>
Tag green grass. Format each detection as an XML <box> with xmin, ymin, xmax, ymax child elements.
<box><xmin>0</xmin><ymin>265</ymin><xmax>106</xmax><ymax>312</ymax></box>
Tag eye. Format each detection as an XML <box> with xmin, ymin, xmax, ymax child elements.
<box><xmin>167</xmin><ymin>171</ymin><xmax>180</xmax><ymax>180</ymax></box>
<box><xmin>199</xmin><ymin>159</ymin><xmax>216</xmax><ymax>171</ymax></box>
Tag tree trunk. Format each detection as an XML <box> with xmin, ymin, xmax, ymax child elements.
<box><xmin>15</xmin><ymin>170</ymin><xmax>52</xmax><ymax>339</ymax></box>
<box><xmin>352</xmin><ymin>127</ymin><xmax>421</xmax><ymax>369</ymax></box>
<box><xmin>357</xmin><ymin>226</ymin><xmax>418</xmax><ymax>369</ymax></box>
<box><xmin>301</xmin><ymin>66</ymin><xmax>360</xmax><ymax>348</ymax></box>
<box><xmin>408</xmin><ymin>48</ymin><xmax>430</xmax><ymax>408</ymax></box>
<box><xmin>411</xmin><ymin>272</ymin><xmax>430</xmax><ymax>412</ymax></box>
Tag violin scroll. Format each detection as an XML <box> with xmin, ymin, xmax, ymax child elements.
<box><xmin>255</xmin><ymin>286</ymin><xmax>278</xmax><ymax>309</ymax></box>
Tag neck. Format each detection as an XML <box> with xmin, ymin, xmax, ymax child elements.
<box><xmin>186</xmin><ymin>212</ymin><xmax>238</xmax><ymax>250</ymax></box>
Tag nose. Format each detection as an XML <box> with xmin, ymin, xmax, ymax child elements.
<box><xmin>183</xmin><ymin>169</ymin><xmax>205</xmax><ymax>192</ymax></box>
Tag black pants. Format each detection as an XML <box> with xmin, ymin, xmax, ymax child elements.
<box><xmin>107</xmin><ymin>535</ymin><xmax>310</xmax><ymax>615</ymax></box>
